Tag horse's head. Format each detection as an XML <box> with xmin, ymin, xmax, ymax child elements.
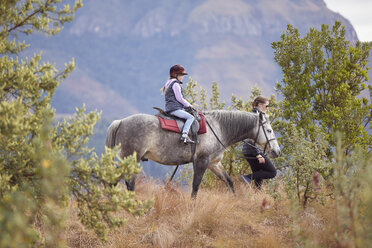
<box><xmin>253</xmin><ymin>112</ymin><xmax>280</xmax><ymax>158</ymax></box>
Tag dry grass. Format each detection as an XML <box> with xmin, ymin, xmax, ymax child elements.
<box><xmin>66</xmin><ymin>178</ymin><xmax>338</xmax><ymax>248</ymax></box>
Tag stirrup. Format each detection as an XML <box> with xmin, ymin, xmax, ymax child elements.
<box><xmin>180</xmin><ymin>135</ymin><xmax>195</xmax><ymax>144</ymax></box>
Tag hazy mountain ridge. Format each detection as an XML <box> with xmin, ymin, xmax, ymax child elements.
<box><xmin>68</xmin><ymin>0</ymin><xmax>354</xmax><ymax>39</ymax></box>
<box><xmin>25</xmin><ymin>0</ymin><xmax>364</xmax><ymax>117</ymax></box>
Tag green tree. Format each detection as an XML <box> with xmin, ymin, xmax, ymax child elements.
<box><xmin>271</xmin><ymin>21</ymin><xmax>372</xmax><ymax>211</ymax></box>
<box><xmin>272</xmin><ymin>21</ymin><xmax>372</xmax><ymax>154</ymax></box>
<box><xmin>0</xmin><ymin>1</ymin><xmax>151</xmax><ymax>246</ymax></box>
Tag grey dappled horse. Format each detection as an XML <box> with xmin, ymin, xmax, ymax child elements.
<box><xmin>105</xmin><ymin>110</ymin><xmax>280</xmax><ymax>198</ymax></box>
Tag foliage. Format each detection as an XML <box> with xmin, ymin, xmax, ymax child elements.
<box><xmin>183</xmin><ymin>78</ymin><xmax>226</xmax><ymax>111</ymax></box>
<box><xmin>272</xmin><ymin>21</ymin><xmax>372</xmax><ymax>154</ymax></box>
<box><xmin>270</xmin><ymin>21</ymin><xmax>372</xmax><ymax>209</ymax></box>
<box><xmin>275</xmin><ymin>124</ymin><xmax>329</xmax><ymax>207</ymax></box>
<box><xmin>0</xmin><ymin>1</ymin><xmax>151</xmax><ymax>246</ymax></box>
<box><xmin>286</xmin><ymin>136</ymin><xmax>372</xmax><ymax>247</ymax></box>
<box><xmin>332</xmin><ymin>135</ymin><xmax>372</xmax><ymax>247</ymax></box>
<box><xmin>0</xmin><ymin>114</ymin><xmax>70</xmax><ymax>247</ymax></box>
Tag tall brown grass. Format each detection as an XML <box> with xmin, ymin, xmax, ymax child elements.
<box><xmin>66</xmin><ymin>177</ymin><xmax>339</xmax><ymax>248</ymax></box>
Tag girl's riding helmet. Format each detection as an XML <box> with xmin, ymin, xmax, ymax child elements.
<box><xmin>170</xmin><ymin>64</ymin><xmax>188</xmax><ymax>78</ymax></box>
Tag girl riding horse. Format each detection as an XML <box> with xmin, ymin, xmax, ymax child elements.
<box><xmin>161</xmin><ymin>64</ymin><xmax>195</xmax><ymax>144</ymax></box>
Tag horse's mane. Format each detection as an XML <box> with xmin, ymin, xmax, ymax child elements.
<box><xmin>204</xmin><ymin>110</ymin><xmax>258</xmax><ymax>142</ymax></box>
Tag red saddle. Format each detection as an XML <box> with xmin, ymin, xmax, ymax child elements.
<box><xmin>157</xmin><ymin>112</ymin><xmax>207</xmax><ymax>134</ymax></box>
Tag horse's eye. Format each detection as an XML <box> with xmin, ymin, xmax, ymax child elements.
<box><xmin>267</xmin><ymin>129</ymin><xmax>272</xmax><ymax>133</ymax></box>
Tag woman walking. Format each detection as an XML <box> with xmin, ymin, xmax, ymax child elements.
<box><xmin>241</xmin><ymin>96</ymin><xmax>277</xmax><ymax>189</ymax></box>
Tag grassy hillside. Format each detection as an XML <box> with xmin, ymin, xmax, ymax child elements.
<box><xmin>66</xmin><ymin>178</ymin><xmax>340</xmax><ymax>248</ymax></box>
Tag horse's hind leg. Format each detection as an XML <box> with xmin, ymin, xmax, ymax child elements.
<box><xmin>125</xmin><ymin>177</ymin><xmax>136</xmax><ymax>191</ymax></box>
<box><xmin>121</xmin><ymin>150</ymin><xmax>144</xmax><ymax>191</ymax></box>
<box><xmin>208</xmin><ymin>162</ymin><xmax>235</xmax><ymax>194</ymax></box>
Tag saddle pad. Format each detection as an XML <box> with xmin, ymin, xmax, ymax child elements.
<box><xmin>157</xmin><ymin>113</ymin><xmax>207</xmax><ymax>134</ymax></box>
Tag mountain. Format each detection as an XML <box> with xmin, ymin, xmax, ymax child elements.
<box><xmin>22</xmin><ymin>0</ymin><xmax>364</xmax><ymax>118</ymax></box>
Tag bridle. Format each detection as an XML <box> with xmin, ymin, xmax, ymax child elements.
<box><xmin>252</xmin><ymin>112</ymin><xmax>276</xmax><ymax>154</ymax></box>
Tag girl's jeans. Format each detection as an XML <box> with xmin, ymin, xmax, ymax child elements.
<box><xmin>170</xmin><ymin>109</ymin><xmax>195</xmax><ymax>135</ymax></box>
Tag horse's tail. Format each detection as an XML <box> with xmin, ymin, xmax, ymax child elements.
<box><xmin>105</xmin><ymin>119</ymin><xmax>122</xmax><ymax>148</ymax></box>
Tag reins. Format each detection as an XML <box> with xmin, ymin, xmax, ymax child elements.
<box><xmin>205</xmin><ymin>118</ymin><xmax>227</xmax><ymax>150</ymax></box>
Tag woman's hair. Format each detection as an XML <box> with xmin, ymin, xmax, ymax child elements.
<box><xmin>252</xmin><ymin>96</ymin><xmax>269</xmax><ymax>108</ymax></box>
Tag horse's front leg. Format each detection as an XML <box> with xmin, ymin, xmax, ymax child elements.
<box><xmin>208</xmin><ymin>161</ymin><xmax>235</xmax><ymax>194</ymax></box>
<box><xmin>191</xmin><ymin>156</ymin><xmax>210</xmax><ymax>198</ymax></box>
